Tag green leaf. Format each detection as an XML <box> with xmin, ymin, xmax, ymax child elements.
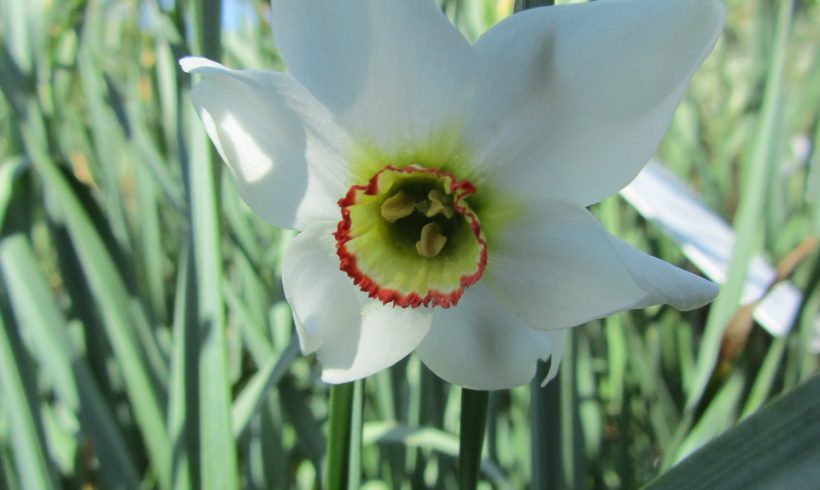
<box><xmin>18</xmin><ymin>102</ymin><xmax>172</xmax><ymax>489</ymax></box>
<box><xmin>742</xmin><ymin>336</ymin><xmax>787</xmax><ymax>418</ymax></box>
<box><xmin>362</xmin><ymin>421</ymin><xmax>509</xmax><ymax>487</ymax></box>
<box><xmin>184</xmin><ymin>100</ymin><xmax>238</xmax><ymax>490</ymax></box>
<box><xmin>646</xmin><ymin>374</ymin><xmax>820</xmax><ymax>489</ymax></box>
<box><xmin>183</xmin><ymin>0</ymin><xmax>239</xmax><ymax>485</ymax></box>
<box><xmin>0</xmin><ymin>235</ymin><xmax>140</xmax><ymax>488</ymax></box>
<box><xmin>232</xmin><ymin>338</ymin><xmax>299</xmax><ymax>438</ymax></box>
<box><xmin>685</xmin><ymin>0</ymin><xmax>794</xmax><ymax>412</ymax></box>
<box><xmin>673</xmin><ymin>371</ymin><xmax>745</xmax><ymax>464</ymax></box>
<box><xmin>0</xmin><ymin>235</ymin><xmax>78</xmax><ymax>408</ymax></box>
<box><xmin>0</xmin><ymin>158</ymin><xmax>26</xmax><ymax>231</ymax></box>
<box><xmin>0</xmin><ymin>309</ymin><xmax>56</xmax><ymax>489</ymax></box>
<box><xmin>168</xmin><ymin>244</ymin><xmax>195</xmax><ymax>490</ymax></box>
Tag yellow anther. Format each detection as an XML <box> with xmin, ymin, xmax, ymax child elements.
<box><xmin>415</xmin><ymin>222</ymin><xmax>448</xmax><ymax>258</ymax></box>
<box><xmin>380</xmin><ymin>191</ymin><xmax>416</xmax><ymax>223</ymax></box>
<box><xmin>424</xmin><ymin>189</ymin><xmax>455</xmax><ymax>219</ymax></box>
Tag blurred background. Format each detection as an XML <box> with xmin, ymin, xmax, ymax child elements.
<box><xmin>0</xmin><ymin>0</ymin><xmax>818</xmax><ymax>488</ymax></box>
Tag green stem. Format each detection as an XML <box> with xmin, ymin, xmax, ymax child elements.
<box><xmin>325</xmin><ymin>381</ymin><xmax>362</xmax><ymax>490</ymax></box>
<box><xmin>459</xmin><ymin>388</ymin><xmax>489</xmax><ymax>490</ymax></box>
<box><xmin>530</xmin><ymin>361</ymin><xmax>561</xmax><ymax>490</ymax></box>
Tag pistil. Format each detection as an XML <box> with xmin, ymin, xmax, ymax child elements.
<box><xmin>420</xmin><ymin>189</ymin><xmax>455</xmax><ymax>219</ymax></box>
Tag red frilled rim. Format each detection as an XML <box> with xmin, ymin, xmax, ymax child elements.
<box><xmin>334</xmin><ymin>165</ymin><xmax>487</xmax><ymax>308</ymax></box>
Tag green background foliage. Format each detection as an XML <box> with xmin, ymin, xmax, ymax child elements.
<box><xmin>0</xmin><ymin>0</ymin><xmax>818</xmax><ymax>488</ymax></box>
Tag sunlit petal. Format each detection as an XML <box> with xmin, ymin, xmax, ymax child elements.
<box><xmin>270</xmin><ymin>0</ymin><xmax>477</xmax><ymax>150</ymax></box>
<box><xmin>183</xmin><ymin>57</ymin><xmax>354</xmax><ymax>230</ymax></box>
<box><xmin>465</xmin><ymin>0</ymin><xmax>725</xmax><ymax>206</ymax></box>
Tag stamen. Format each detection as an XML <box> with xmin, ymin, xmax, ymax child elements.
<box><xmin>380</xmin><ymin>191</ymin><xmax>416</xmax><ymax>223</ymax></box>
<box><xmin>424</xmin><ymin>189</ymin><xmax>455</xmax><ymax>219</ymax></box>
<box><xmin>416</xmin><ymin>222</ymin><xmax>448</xmax><ymax>258</ymax></box>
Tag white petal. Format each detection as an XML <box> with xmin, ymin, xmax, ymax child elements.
<box><xmin>417</xmin><ymin>283</ymin><xmax>565</xmax><ymax>390</ymax></box>
<box><xmin>292</xmin><ymin>315</ymin><xmax>321</xmax><ymax>355</ymax></box>
<box><xmin>464</xmin><ymin>0</ymin><xmax>724</xmax><ymax>206</ymax></box>
<box><xmin>321</xmin><ymin>303</ymin><xmax>434</xmax><ymax>384</ymax></box>
<box><xmin>484</xmin><ymin>201</ymin><xmax>717</xmax><ymax>330</ymax></box>
<box><xmin>608</xmin><ymin>235</ymin><xmax>720</xmax><ymax>311</ymax></box>
<box><xmin>270</xmin><ymin>0</ymin><xmax>477</xmax><ymax>150</ymax></box>
<box><xmin>180</xmin><ymin>56</ymin><xmax>223</xmax><ymax>73</ymax></box>
<box><xmin>282</xmin><ymin>223</ymin><xmax>433</xmax><ymax>383</ymax></box>
<box><xmin>183</xmin><ymin>57</ymin><xmax>354</xmax><ymax>230</ymax></box>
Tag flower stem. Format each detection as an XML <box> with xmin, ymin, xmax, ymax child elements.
<box><xmin>530</xmin><ymin>361</ymin><xmax>561</xmax><ymax>490</ymax></box>
<box><xmin>459</xmin><ymin>388</ymin><xmax>489</xmax><ymax>490</ymax></box>
<box><xmin>325</xmin><ymin>381</ymin><xmax>363</xmax><ymax>490</ymax></box>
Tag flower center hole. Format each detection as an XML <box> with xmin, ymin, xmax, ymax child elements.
<box><xmin>380</xmin><ymin>182</ymin><xmax>460</xmax><ymax>258</ymax></box>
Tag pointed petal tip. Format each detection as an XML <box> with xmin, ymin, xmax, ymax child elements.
<box><xmin>703</xmin><ymin>0</ymin><xmax>727</xmax><ymax>21</ymax></box>
<box><xmin>676</xmin><ymin>277</ymin><xmax>720</xmax><ymax>311</ymax></box>
<box><xmin>179</xmin><ymin>56</ymin><xmax>225</xmax><ymax>74</ymax></box>
<box><xmin>684</xmin><ymin>0</ymin><xmax>726</xmax><ymax>50</ymax></box>
<box><xmin>701</xmin><ymin>0</ymin><xmax>727</xmax><ymax>42</ymax></box>
<box><xmin>320</xmin><ymin>369</ymin><xmax>357</xmax><ymax>385</ymax></box>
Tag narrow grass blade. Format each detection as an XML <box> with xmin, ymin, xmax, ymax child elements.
<box><xmin>18</xmin><ymin>103</ymin><xmax>172</xmax><ymax>489</ymax></box>
<box><xmin>673</xmin><ymin>371</ymin><xmax>745</xmax><ymax>464</ymax></box>
<box><xmin>0</xmin><ymin>312</ymin><xmax>56</xmax><ymax>489</ymax></box>
<box><xmin>134</xmin><ymin>160</ymin><xmax>168</xmax><ymax>323</ymax></box>
<box><xmin>362</xmin><ymin>421</ymin><xmax>508</xmax><ymax>487</ymax></box>
<box><xmin>795</xmin><ymin>254</ymin><xmax>820</xmax><ymax>381</ymax></box>
<box><xmin>75</xmin><ymin>42</ymin><xmax>131</xmax><ymax>253</ymax></box>
<box><xmin>232</xmin><ymin>338</ymin><xmax>298</xmax><ymax>438</ymax></box>
<box><xmin>183</xmin><ymin>0</ymin><xmax>239</xmax><ymax>485</ymax></box>
<box><xmin>685</xmin><ymin>0</ymin><xmax>793</xmax><ymax>412</ymax></box>
<box><xmin>0</xmin><ymin>158</ymin><xmax>27</xmax><ymax>231</ymax></box>
<box><xmin>1</xmin><ymin>423</ymin><xmax>24</xmax><ymax>490</ymax></box>
<box><xmin>0</xmin><ymin>236</ymin><xmax>78</xmax><ymax>408</ymax></box>
<box><xmin>279</xmin><ymin>376</ymin><xmax>325</xmax><ymax>470</ymax></box>
<box><xmin>223</xmin><ymin>280</ymin><xmax>274</xmax><ymax>366</ymax></box>
<box><xmin>184</xmin><ymin>103</ymin><xmax>238</xmax><ymax>490</ymax></box>
<box><xmin>741</xmin><ymin>336</ymin><xmax>787</xmax><ymax>418</ymax></box>
<box><xmin>168</xmin><ymin>244</ymin><xmax>195</xmax><ymax>490</ymax></box>
<box><xmin>0</xmin><ymin>235</ymin><xmax>140</xmax><ymax>487</ymax></box>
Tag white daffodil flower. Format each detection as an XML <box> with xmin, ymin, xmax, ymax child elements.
<box><xmin>182</xmin><ymin>0</ymin><xmax>724</xmax><ymax>390</ymax></box>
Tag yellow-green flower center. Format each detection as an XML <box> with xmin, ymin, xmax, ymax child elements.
<box><xmin>335</xmin><ymin>165</ymin><xmax>486</xmax><ymax>308</ymax></box>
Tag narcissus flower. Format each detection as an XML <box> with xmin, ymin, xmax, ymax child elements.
<box><xmin>182</xmin><ymin>0</ymin><xmax>723</xmax><ymax>390</ymax></box>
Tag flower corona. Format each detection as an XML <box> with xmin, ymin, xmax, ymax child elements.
<box><xmin>335</xmin><ymin>165</ymin><xmax>487</xmax><ymax>308</ymax></box>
